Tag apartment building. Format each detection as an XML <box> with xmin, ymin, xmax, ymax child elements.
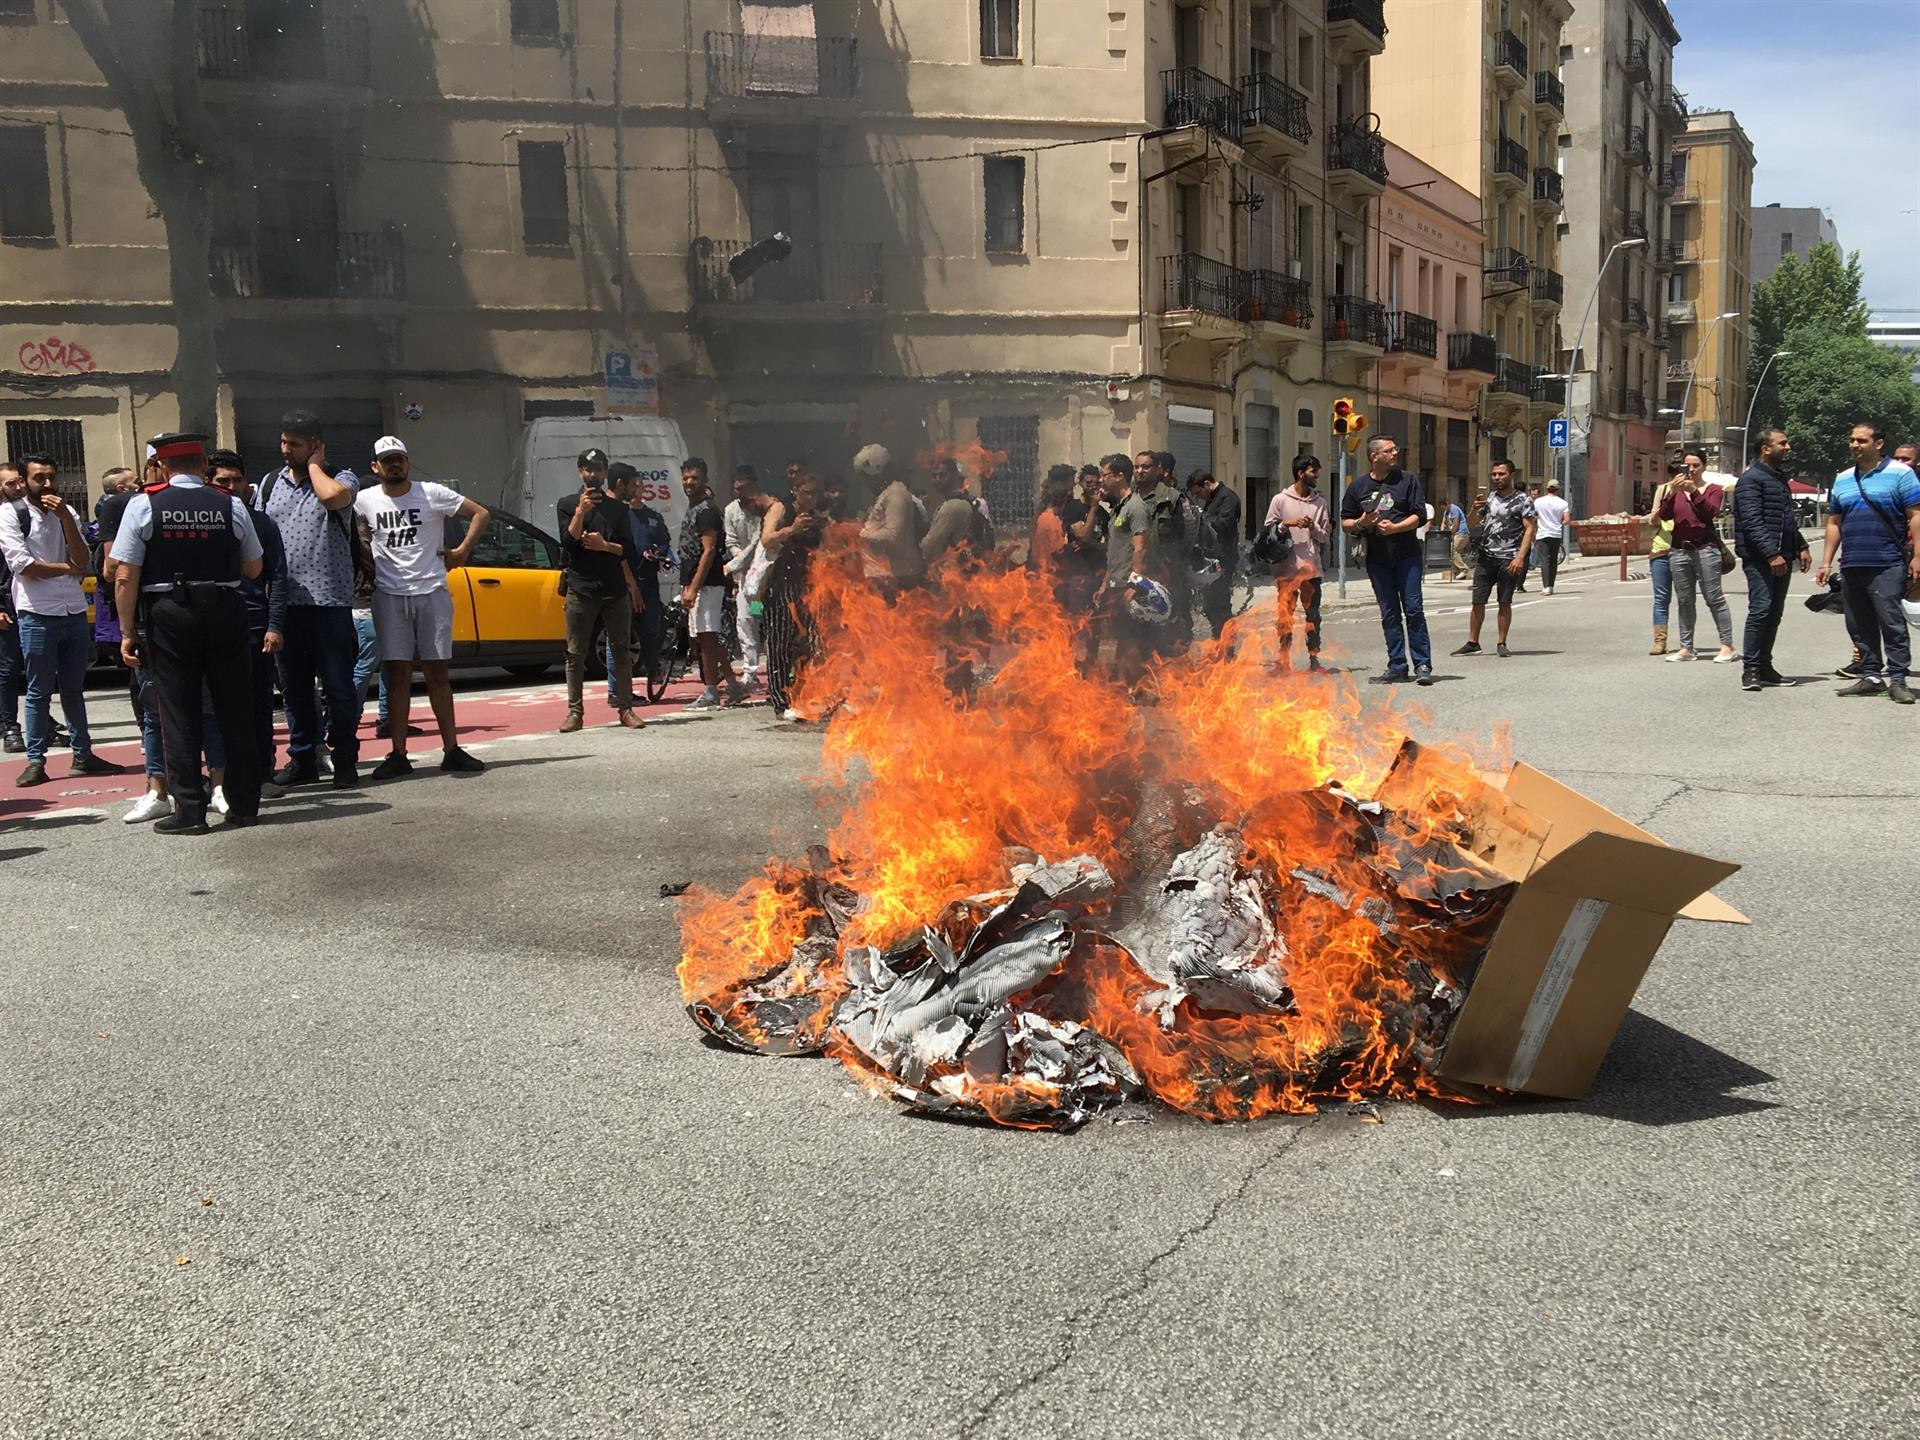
<box><xmin>1750</xmin><ymin>203</ymin><xmax>1836</xmax><ymax>287</ymax></box>
<box><xmin>0</xmin><ymin>0</ymin><xmax>1393</xmax><ymax>536</ymax></box>
<box><xmin>1367</xmin><ymin>143</ymin><xmax>1488</xmax><ymax>510</ymax></box>
<box><xmin>1559</xmin><ymin>0</ymin><xmax>1680</xmax><ymax>515</ymax></box>
<box><xmin>1372</xmin><ymin>0</ymin><xmax>1571</xmax><ymax>491</ymax></box>
<box><xmin>1665</xmin><ymin>109</ymin><xmax>1754</xmax><ymax>468</ymax></box>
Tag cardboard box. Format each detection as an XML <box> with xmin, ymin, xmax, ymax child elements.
<box><xmin>1377</xmin><ymin>744</ymin><xmax>1748</xmax><ymax>1100</ymax></box>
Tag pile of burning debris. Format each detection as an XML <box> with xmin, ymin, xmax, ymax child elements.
<box><xmin>683</xmin><ymin>766</ymin><xmax>1519</xmax><ymax>1131</ymax></box>
<box><xmin>676</xmin><ymin>546</ymin><xmax>1741</xmax><ymax>1131</ymax></box>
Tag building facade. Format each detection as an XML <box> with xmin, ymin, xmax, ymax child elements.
<box><xmin>1749</xmin><ymin>203</ymin><xmax>1836</xmax><ymax>288</ymax></box>
<box><xmin>1666</xmin><ymin>109</ymin><xmax>1754</xmax><ymax>470</ymax></box>
<box><xmin>0</xmin><ymin>0</ymin><xmax>1398</xmax><ymax>539</ymax></box>
<box><xmin>1558</xmin><ymin>0</ymin><xmax>1681</xmax><ymax>516</ymax></box>
<box><xmin>1371</xmin><ymin>0</ymin><xmax>1571</xmax><ymax>492</ymax></box>
<box><xmin>1366</xmin><ymin>143</ymin><xmax>1488</xmax><ymax>510</ymax></box>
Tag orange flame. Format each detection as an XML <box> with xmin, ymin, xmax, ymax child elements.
<box><xmin>678</xmin><ymin>540</ymin><xmax>1513</xmax><ymax>1122</ymax></box>
<box><xmin>917</xmin><ymin>440</ymin><xmax>1009</xmax><ymax>481</ymax></box>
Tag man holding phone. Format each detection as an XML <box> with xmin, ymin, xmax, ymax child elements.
<box><xmin>557</xmin><ymin>448</ymin><xmax>645</xmax><ymax>733</ymax></box>
<box><xmin>1453</xmin><ymin>460</ymin><xmax>1535</xmax><ymax>659</ymax></box>
<box><xmin>1339</xmin><ymin>436</ymin><xmax>1433</xmax><ymax>685</ymax></box>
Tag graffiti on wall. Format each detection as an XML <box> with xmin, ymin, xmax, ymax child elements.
<box><xmin>16</xmin><ymin>336</ymin><xmax>98</xmax><ymax>375</ymax></box>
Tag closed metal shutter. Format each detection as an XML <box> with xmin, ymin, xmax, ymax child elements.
<box><xmin>1168</xmin><ymin>412</ymin><xmax>1214</xmax><ymax>484</ymax></box>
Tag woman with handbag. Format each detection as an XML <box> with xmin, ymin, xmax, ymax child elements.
<box><xmin>1658</xmin><ymin>449</ymin><xmax>1737</xmax><ymax>664</ymax></box>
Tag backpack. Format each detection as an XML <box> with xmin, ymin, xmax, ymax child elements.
<box><xmin>259</xmin><ymin>468</ymin><xmax>375</xmax><ymax>591</ymax></box>
<box><xmin>1148</xmin><ymin>486</ymin><xmax>1198</xmax><ymax>568</ymax></box>
<box><xmin>0</xmin><ymin>499</ymin><xmax>28</xmax><ymax>613</ymax></box>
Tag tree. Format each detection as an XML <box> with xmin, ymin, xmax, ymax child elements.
<box><xmin>1747</xmin><ymin>241</ymin><xmax>1870</xmax><ymax>430</ymax></box>
<box><xmin>1767</xmin><ymin>325</ymin><xmax>1920</xmax><ymax>480</ymax></box>
<box><xmin>60</xmin><ymin>0</ymin><xmax>223</xmax><ymax>434</ymax></box>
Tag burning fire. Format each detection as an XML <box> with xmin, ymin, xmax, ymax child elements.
<box><xmin>917</xmin><ymin>440</ymin><xmax>1009</xmax><ymax>481</ymax></box>
<box><xmin>676</xmin><ymin>539</ymin><xmax>1514</xmax><ymax>1127</ymax></box>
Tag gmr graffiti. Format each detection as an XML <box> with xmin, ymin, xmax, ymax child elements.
<box><xmin>17</xmin><ymin>336</ymin><xmax>98</xmax><ymax>375</ymax></box>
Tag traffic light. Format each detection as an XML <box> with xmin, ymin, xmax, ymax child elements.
<box><xmin>1332</xmin><ymin>396</ymin><xmax>1354</xmax><ymax>437</ymax></box>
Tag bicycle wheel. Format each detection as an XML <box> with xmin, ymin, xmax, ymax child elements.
<box><xmin>648</xmin><ymin>612</ymin><xmax>687</xmax><ymax>701</ymax></box>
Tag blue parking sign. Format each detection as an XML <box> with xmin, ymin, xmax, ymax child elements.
<box><xmin>1548</xmin><ymin>418</ymin><xmax>1569</xmax><ymax>449</ymax></box>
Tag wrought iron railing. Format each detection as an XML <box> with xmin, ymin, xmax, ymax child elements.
<box><xmin>1246</xmin><ymin>269</ymin><xmax>1313</xmax><ymax>328</ymax></box>
<box><xmin>1491</xmin><ymin>355</ymin><xmax>1538</xmax><ymax>397</ymax></box>
<box><xmin>1624</xmin><ymin>125</ymin><xmax>1650</xmax><ymax>167</ymax></box>
<box><xmin>1484</xmin><ymin>246</ymin><xmax>1530</xmax><ymax>289</ymax></box>
<box><xmin>1447</xmin><ymin>331</ymin><xmax>1497</xmax><ymax>373</ymax></box>
<box><xmin>1534</xmin><ymin>72</ymin><xmax>1564</xmax><ymax>112</ymax></box>
<box><xmin>1385</xmin><ymin>309</ymin><xmax>1437</xmax><ymax>357</ymax></box>
<box><xmin>691</xmin><ymin>238</ymin><xmax>883</xmax><ymax>306</ymax></box>
<box><xmin>1494</xmin><ymin>135</ymin><xmax>1529</xmax><ymax>183</ymax></box>
<box><xmin>1623</xmin><ymin>210</ymin><xmax>1649</xmax><ymax>240</ymax></box>
<box><xmin>1621</xmin><ymin>387</ymin><xmax>1647</xmax><ymax>418</ymax></box>
<box><xmin>1622</xmin><ymin>298</ymin><xmax>1649</xmax><ymax>332</ymax></box>
<box><xmin>1163</xmin><ymin>66</ymin><xmax>1245</xmax><ymax>144</ymax></box>
<box><xmin>1625</xmin><ymin>38</ymin><xmax>1651</xmax><ymax>82</ymax></box>
<box><xmin>209</xmin><ymin>226</ymin><xmax>405</xmax><ymax>301</ymax></box>
<box><xmin>1241</xmin><ymin>72</ymin><xmax>1311</xmax><ymax>145</ymax></box>
<box><xmin>1657</xmin><ymin>85</ymin><xmax>1687</xmax><ymax>123</ymax></box>
<box><xmin>1530</xmin><ymin>267</ymin><xmax>1564</xmax><ymax>306</ymax></box>
<box><xmin>197</xmin><ymin>6</ymin><xmax>369</xmax><ymax>82</ymax></box>
<box><xmin>704</xmin><ymin>30</ymin><xmax>858</xmax><ymax>100</ymax></box>
<box><xmin>1327</xmin><ymin>0</ymin><xmax>1387</xmax><ymax>45</ymax></box>
<box><xmin>1162</xmin><ymin>252</ymin><xmax>1248</xmax><ymax>321</ymax></box>
<box><xmin>1325</xmin><ymin>294</ymin><xmax>1388</xmax><ymax>348</ymax></box>
<box><xmin>1328</xmin><ymin>116</ymin><xmax>1388</xmax><ymax>184</ymax></box>
<box><xmin>1533</xmin><ymin>168</ymin><xmax>1563</xmax><ymax>206</ymax></box>
<box><xmin>1495</xmin><ymin>31</ymin><xmax>1527</xmax><ymax>80</ymax></box>
<box><xmin>1532</xmin><ymin>373</ymin><xmax>1567</xmax><ymax>407</ymax></box>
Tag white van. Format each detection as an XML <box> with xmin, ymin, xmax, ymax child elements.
<box><xmin>513</xmin><ymin>416</ymin><xmax>691</xmax><ymax>547</ymax></box>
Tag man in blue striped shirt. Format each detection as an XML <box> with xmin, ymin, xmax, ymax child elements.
<box><xmin>1816</xmin><ymin>422</ymin><xmax>1920</xmax><ymax>704</ymax></box>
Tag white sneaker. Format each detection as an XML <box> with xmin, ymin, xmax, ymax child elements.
<box><xmin>780</xmin><ymin>707</ymin><xmax>803</xmax><ymax>723</ymax></box>
<box><xmin>684</xmin><ymin>691</ymin><xmax>723</xmax><ymax>712</ymax></box>
<box><xmin>1542</xmin><ymin>586</ymin><xmax>1554</xmax><ymax>595</ymax></box>
<box><xmin>210</xmin><ymin>785</ymin><xmax>230</xmax><ymax>816</ymax></box>
<box><xmin>124</xmin><ymin>791</ymin><xmax>174</xmax><ymax>824</ymax></box>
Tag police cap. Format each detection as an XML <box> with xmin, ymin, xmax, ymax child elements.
<box><xmin>149</xmin><ymin>432</ymin><xmax>210</xmax><ymax>463</ymax></box>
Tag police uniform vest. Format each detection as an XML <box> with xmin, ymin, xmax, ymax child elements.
<box><xmin>140</xmin><ymin>482</ymin><xmax>241</xmax><ymax>591</ymax></box>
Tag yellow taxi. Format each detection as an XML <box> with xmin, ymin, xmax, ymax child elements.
<box><xmin>446</xmin><ymin>508</ymin><xmax>568</xmax><ymax>678</ymax></box>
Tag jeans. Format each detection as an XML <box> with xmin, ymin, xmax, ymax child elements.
<box><xmin>1741</xmin><ymin>556</ymin><xmax>1791</xmax><ymax>677</ymax></box>
<box><xmin>1537</xmin><ymin>537</ymin><xmax>1563</xmax><ymax>589</ymax></box>
<box><xmin>566</xmin><ymin>591</ymin><xmax>633</xmax><ymax>711</ymax></box>
<box><xmin>18</xmin><ymin>611</ymin><xmax>94</xmax><ymax>763</ymax></box>
<box><xmin>0</xmin><ymin>619</ymin><xmax>23</xmax><ymax>732</ymax></box>
<box><xmin>603</xmin><ymin>597</ymin><xmax>663</xmax><ymax>705</ymax></box>
<box><xmin>1668</xmin><ymin>544</ymin><xmax>1733</xmax><ymax>651</ymax></box>
<box><xmin>351</xmin><ymin>609</ymin><xmax>388</xmax><ymax>728</ymax></box>
<box><xmin>1841</xmin><ymin>562</ymin><xmax>1911</xmax><ymax>682</ymax></box>
<box><xmin>1365</xmin><ymin>551</ymin><xmax>1431</xmax><ymax>672</ymax></box>
<box><xmin>134</xmin><ymin>666</ymin><xmax>166</xmax><ymax>779</ymax></box>
<box><xmin>277</xmin><ymin>605</ymin><xmax>361</xmax><ymax>763</ymax></box>
<box><xmin>1650</xmin><ymin>552</ymin><xmax>1672</xmax><ymax>627</ymax></box>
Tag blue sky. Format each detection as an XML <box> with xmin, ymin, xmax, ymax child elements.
<box><xmin>1670</xmin><ymin>0</ymin><xmax>1919</xmax><ymax>313</ymax></box>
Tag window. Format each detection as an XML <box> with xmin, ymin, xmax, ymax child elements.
<box><xmin>1296</xmin><ymin>33</ymin><xmax>1314</xmax><ymax>91</ymax></box>
<box><xmin>977</xmin><ymin>414</ymin><xmax>1039</xmax><ymax>534</ymax></box>
<box><xmin>1779</xmin><ymin>231</ymin><xmax>1793</xmax><ymax>258</ymax></box>
<box><xmin>0</xmin><ymin>125</ymin><xmax>55</xmax><ymax>240</ymax></box>
<box><xmin>517</xmin><ymin>141</ymin><xmax>569</xmax><ymax>248</ymax></box>
<box><xmin>510</xmin><ymin>0</ymin><xmax>561</xmax><ymax>40</ymax></box>
<box><xmin>454</xmin><ymin>510</ymin><xmax>558</xmax><ymax>570</ymax></box>
<box><xmin>1174</xmin><ymin>182</ymin><xmax>1201</xmax><ymax>257</ymax></box>
<box><xmin>4</xmin><ymin>420</ymin><xmax>85</xmax><ymax>507</ymax></box>
<box><xmin>1294</xmin><ymin>202</ymin><xmax>1313</xmax><ymax>280</ymax></box>
<box><xmin>983</xmin><ymin>154</ymin><xmax>1025</xmax><ymax>254</ymax></box>
<box><xmin>522</xmin><ymin>398</ymin><xmax>595</xmax><ymax>423</ymax></box>
<box><xmin>980</xmin><ymin>0</ymin><xmax>1018</xmax><ymax>59</ymax></box>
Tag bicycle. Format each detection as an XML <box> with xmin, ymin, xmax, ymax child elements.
<box><xmin>648</xmin><ymin>600</ymin><xmax>693</xmax><ymax>702</ymax></box>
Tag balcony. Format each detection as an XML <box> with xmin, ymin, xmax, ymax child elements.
<box><xmin>1484</xmin><ymin>245</ymin><xmax>1530</xmax><ymax>292</ymax></box>
<box><xmin>691</xmin><ymin>238</ymin><xmax>884</xmax><ymax>312</ymax></box>
<box><xmin>1240</xmin><ymin>72</ymin><xmax>1311</xmax><ymax>164</ymax></box>
<box><xmin>1665</xmin><ymin>360</ymin><xmax>1695</xmax><ymax>384</ymax></box>
<box><xmin>1384</xmin><ymin>309</ymin><xmax>1438</xmax><ymax>358</ymax></box>
<box><xmin>1621</xmin><ymin>298</ymin><xmax>1649</xmax><ymax>333</ymax></box>
<box><xmin>1163</xmin><ymin>66</ymin><xmax>1245</xmax><ymax>159</ymax></box>
<box><xmin>1657</xmin><ymin>85</ymin><xmax>1688</xmax><ymax>125</ymax></box>
<box><xmin>1493</xmin><ymin>31</ymin><xmax>1528</xmax><ymax>89</ymax></box>
<box><xmin>1656</xmin><ymin>237</ymin><xmax>1696</xmax><ymax>267</ymax></box>
<box><xmin>209</xmin><ymin>226</ymin><xmax>405</xmax><ymax>302</ymax></box>
<box><xmin>1534</xmin><ymin>71</ymin><xmax>1565</xmax><ymax>117</ymax></box>
<box><xmin>1623</xmin><ymin>210</ymin><xmax>1649</xmax><ymax>240</ymax></box>
<box><xmin>197</xmin><ymin>5</ymin><xmax>370</xmax><ymax>88</ymax></box>
<box><xmin>1623</xmin><ymin>125</ymin><xmax>1650</xmax><ymax>168</ymax></box>
<box><xmin>1327</xmin><ymin>116</ymin><xmax>1389</xmax><ymax>204</ymax></box>
<box><xmin>1447</xmin><ymin>331</ymin><xmax>1498</xmax><ymax>375</ymax></box>
<box><xmin>1490</xmin><ymin>135</ymin><xmax>1530</xmax><ymax>197</ymax></box>
<box><xmin>1625</xmin><ymin>37</ymin><xmax>1651</xmax><ymax>84</ymax></box>
<box><xmin>1533</xmin><ymin>167</ymin><xmax>1564</xmax><ymax>209</ymax></box>
<box><xmin>1325</xmin><ymin>293</ymin><xmax>1388</xmax><ymax>372</ymax></box>
<box><xmin>1652</xmin><ymin>319</ymin><xmax>1672</xmax><ymax>347</ymax></box>
<box><xmin>1246</xmin><ymin>269</ymin><xmax>1314</xmax><ymax>334</ymax></box>
<box><xmin>1620</xmin><ymin>387</ymin><xmax>1647</xmax><ymax>419</ymax></box>
<box><xmin>1489</xmin><ymin>355</ymin><xmax>1538</xmax><ymax>403</ymax></box>
<box><xmin>1530</xmin><ymin>266</ymin><xmax>1564</xmax><ymax>309</ymax></box>
<box><xmin>704</xmin><ymin>31</ymin><xmax>859</xmax><ymax>124</ymax></box>
<box><xmin>1653</xmin><ymin>158</ymin><xmax>1680</xmax><ymax>196</ymax></box>
<box><xmin>1160</xmin><ymin>252</ymin><xmax>1250</xmax><ymax>343</ymax></box>
<box><xmin>1669</xmin><ymin>179</ymin><xmax>1702</xmax><ymax>205</ymax></box>
<box><xmin>1326</xmin><ymin>0</ymin><xmax>1388</xmax><ymax>62</ymax></box>
<box><xmin>1531</xmin><ymin>372</ymin><xmax>1568</xmax><ymax>408</ymax></box>
<box><xmin>1666</xmin><ymin>298</ymin><xmax>1696</xmax><ymax>325</ymax></box>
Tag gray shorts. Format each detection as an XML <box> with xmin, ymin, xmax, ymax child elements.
<box><xmin>372</xmin><ymin>586</ymin><xmax>455</xmax><ymax>663</ymax></box>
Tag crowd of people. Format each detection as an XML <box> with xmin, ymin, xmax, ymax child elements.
<box><xmin>2</xmin><ymin>412</ymin><xmax>1914</xmax><ymax>833</ymax></box>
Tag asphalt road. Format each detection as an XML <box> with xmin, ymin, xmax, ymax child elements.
<box><xmin>5</xmin><ymin>559</ymin><xmax>1915</xmax><ymax>1439</ymax></box>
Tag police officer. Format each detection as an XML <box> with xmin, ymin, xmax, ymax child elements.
<box><xmin>108</xmin><ymin>433</ymin><xmax>265</xmax><ymax>834</ymax></box>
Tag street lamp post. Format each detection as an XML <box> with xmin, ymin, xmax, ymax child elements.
<box><xmin>1676</xmin><ymin>310</ymin><xmax>1741</xmax><ymax>459</ymax></box>
<box><xmin>1740</xmin><ymin>349</ymin><xmax>1793</xmax><ymax>469</ymax></box>
<box><xmin>1562</xmin><ymin>237</ymin><xmax>1647</xmax><ymax>517</ymax></box>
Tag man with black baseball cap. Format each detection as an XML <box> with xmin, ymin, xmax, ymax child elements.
<box><xmin>557</xmin><ymin>448</ymin><xmax>645</xmax><ymax>732</ymax></box>
<box><xmin>110</xmin><ymin>432</ymin><xmax>264</xmax><ymax>833</ymax></box>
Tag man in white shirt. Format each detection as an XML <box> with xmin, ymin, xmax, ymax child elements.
<box><xmin>1533</xmin><ymin>478</ymin><xmax>1571</xmax><ymax>593</ymax></box>
<box><xmin>721</xmin><ymin>464</ymin><xmax>763</xmax><ymax>684</ymax></box>
<box><xmin>0</xmin><ymin>454</ymin><xmax>125</xmax><ymax>785</ymax></box>
<box><xmin>352</xmin><ymin>437</ymin><xmax>491</xmax><ymax>780</ymax></box>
